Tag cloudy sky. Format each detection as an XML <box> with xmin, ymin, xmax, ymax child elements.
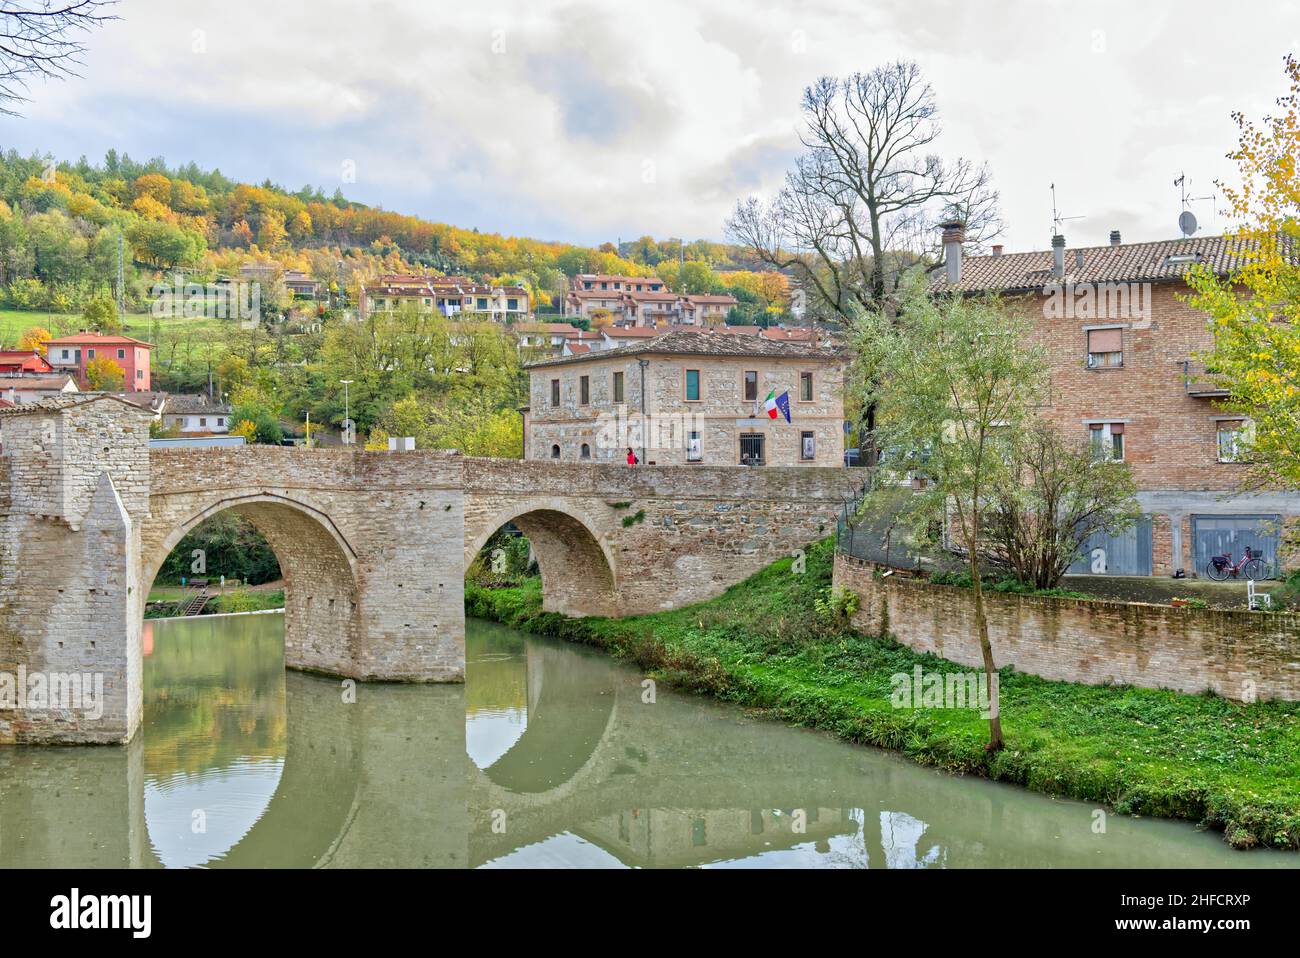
<box><xmin>2</xmin><ymin>0</ymin><xmax>1298</xmax><ymax>252</ymax></box>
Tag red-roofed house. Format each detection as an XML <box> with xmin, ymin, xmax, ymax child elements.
<box><xmin>0</xmin><ymin>351</ymin><xmax>55</xmax><ymax>376</ymax></box>
<box><xmin>46</xmin><ymin>331</ymin><xmax>153</xmax><ymax>392</ymax></box>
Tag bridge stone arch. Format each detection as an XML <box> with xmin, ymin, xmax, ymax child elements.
<box><xmin>2</xmin><ymin>400</ymin><xmax>854</xmax><ymax>746</ymax></box>
<box><xmin>141</xmin><ymin>492</ymin><xmax>363</xmax><ymax>677</ymax></box>
<box><xmin>466</xmin><ymin>497</ymin><xmax>618</xmax><ymax>617</ymax></box>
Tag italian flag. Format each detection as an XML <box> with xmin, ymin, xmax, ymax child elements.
<box><xmin>764</xmin><ymin>389</ymin><xmax>791</xmax><ymax>422</ymax></box>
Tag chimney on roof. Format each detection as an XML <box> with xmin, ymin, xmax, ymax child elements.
<box><xmin>940</xmin><ymin>221</ymin><xmax>966</xmax><ymax>284</ymax></box>
<box><xmin>1051</xmin><ymin>234</ymin><xmax>1066</xmax><ymax>280</ymax></box>
<box><xmin>1109</xmin><ymin>230</ymin><xmax>1122</xmax><ymax>246</ymax></box>
<box><xmin>1074</xmin><ymin>249</ymin><xmax>1084</xmax><ymax>270</ymax></box>
<box><xmin>991</xmin><ymin>245</ymin><xmax>1003</xmax><ymax>258</ymax></box>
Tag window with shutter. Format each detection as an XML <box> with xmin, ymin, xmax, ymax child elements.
<box><xmin>1086</xmin><ymin>328</ymin><xmax>1123</xmax><ymax>368</ymax></box>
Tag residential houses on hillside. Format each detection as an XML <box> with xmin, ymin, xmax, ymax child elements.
<box><xmin>360</xmin><ymin>273</ymin><xmax>530</xmax><ymax>321</ymax></box>
<box><xmin>562</xmin><ymin>273</ymin><xmax>739</xmax><ymax>326</ymax></box>
<box><xmin>522</xmin><ymin>330</ymin><xmax>845</xmax><ymax>466</ymax></box>
<box><xmin>931</xmin><ymin>223</ymin><xmax>1300</xmax><ymax>576</ymax></box>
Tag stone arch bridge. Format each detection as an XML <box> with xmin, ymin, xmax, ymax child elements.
<box><xmin>0</xmin><ymin>396</ymin><xmax>855</xmax><ymax>745</ymax></box>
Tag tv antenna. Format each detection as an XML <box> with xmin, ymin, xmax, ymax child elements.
<box><xmin>1174</xmin><ymin>172</ymin><xmax>1216</xmax><ymax>236</ymax></box>
<box><xmin>1050</xmin><ymin>183</ymin><xmax>1085</xmax><ymax>238</ymax></box>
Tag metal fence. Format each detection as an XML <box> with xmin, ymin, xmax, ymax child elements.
<box><xmin>834</xmin><ymin>480</ymin><xmax>961</xmax><ymax>573</ymax></box>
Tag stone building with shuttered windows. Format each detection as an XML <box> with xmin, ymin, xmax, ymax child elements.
<box><xmin>523</xmin><ymin>330</ymin><xmax>846</xmax><ymax>468</ymax></box>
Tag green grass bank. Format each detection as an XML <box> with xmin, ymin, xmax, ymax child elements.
<box><xmin>466</xmin><ymin>539</ymin><xmax>1300</xmax><ymax>851</ymax></box>
<box><xmin>145</xmin><ymin>588</ymin><xmax>285</xmax><ymax>619</ymax></box>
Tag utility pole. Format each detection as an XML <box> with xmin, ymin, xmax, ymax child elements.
<box><xmin>116</xmin><ymin>233</ymin><xmax>125</xmax><ymax>324</ymax></box>
<box><xmin>339</xmin><ymin>379</ymin><xmax>353</xmax><ymax>445</ymax></box>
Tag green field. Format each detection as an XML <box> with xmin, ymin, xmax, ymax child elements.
<box><xmin>0</xmin><ymin>308</ymin><xmax>230</xmax><ymax>348</ymax></box>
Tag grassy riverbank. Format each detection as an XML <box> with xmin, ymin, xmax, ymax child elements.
<box><xmin>144</xmin><ymin>589</ymin><xmax>285</xmax><ymax>619</ymax></box>
<box><xmin>466</xmin><ymin>539</ymin><xmax>1300</xmax><ymax>850</ymax></box>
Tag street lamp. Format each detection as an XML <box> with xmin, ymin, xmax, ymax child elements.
<box><xmin>339</xmin><ymin>379</ymin><xmax>353</xmax><ymax>445</ymax></box>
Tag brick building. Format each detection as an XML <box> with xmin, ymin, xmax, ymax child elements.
<box><xmin>523</xmin><ymin>330</ymin><xmax>845</xmax><ymax>466</ymax></box>
<box><xmin>931</xmin><ymin>225</ymin><xmax>1300</xmax><ymax>577</ymax></box>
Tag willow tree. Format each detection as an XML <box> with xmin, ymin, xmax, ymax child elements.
<box><xmin>1186</xmin><ymin>54</ymin><xmax>1300</xmax><ymax>490</ymax></box>
<box><xmin>856</xmin><ymin>278</ymin><xmax>1046</xmax><ymax>751</ymax></box>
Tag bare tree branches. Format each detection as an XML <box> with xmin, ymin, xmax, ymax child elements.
<box><xmin>727</xmin><ymin>60</ymin><xmax>1001</xmax><ymax>324</ymax></box>
<box><xmin>0</xmin><ymin>1</ymin><xmax>117</xmax><ymax>114</ymax></box>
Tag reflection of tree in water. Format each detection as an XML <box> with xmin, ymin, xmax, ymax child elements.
<box><xmin>143</xmin><ymin>615</ymin><xmax>287</xmax><ymax>779</ymax></box>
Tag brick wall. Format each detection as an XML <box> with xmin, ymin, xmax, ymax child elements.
<box><xmin>999</xmin><ymin>281</ymin><xmax>1300</xmax><ymax>574</ymax></box>
<box><xmin>834</xmin><ymin>553</ymin><xmax>1300</xmax><ymax>701</ymax></box>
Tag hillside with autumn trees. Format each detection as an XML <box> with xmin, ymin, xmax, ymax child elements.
<box><xmin>0</xmin><ymin>148</ymin><xmax>797</xmax><ymax>460</ymax></box>
<box><xmin>0</xmin><ymin>148</ymin><xmax>792</xmax><ymax>320</ymax></box>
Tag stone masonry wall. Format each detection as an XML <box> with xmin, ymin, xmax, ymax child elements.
<box><xmin>465</xmin><ymin>459</ymin><xmax>857</xmax><ymax>616</ymax></box>
<box><xmin>144</xmin><ymin>447</ymin><xmax>468</xmax><ymax>683</ymax></box>
<box><xmin>0</xmin><ymin>400</ymin><xmax>151</xmax><ymax>744</ymax></box>
<box><xmin>834</xmin><ymin>552</ymin><xmax>1300</xmax><ymax>701</ymax></box>
<box><xmin>4</xmin><ymin>400</ymin><xmax>858</xmax><ymax>745</ymax></box>
<box><xmin>526</xmin><ymin>353</ymin><xmax>846</xmax><ymax>467</ymax></box>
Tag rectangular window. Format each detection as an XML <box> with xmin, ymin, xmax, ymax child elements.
<box><xmin>687</xmin><ymin>430</ymin><xmax>702</xmax><ymax>462</ymax></box>
<box><xmin>613</xmin><ymin>371</ymin><xmax>624</xmax><ymax>403</ymax></box>
<box><xmin>740</xmin><ymin>432</ymin><xmax>765</xmax><ymax>465</ymax></box>
<box><xmin>550</xmin><ymin>378</ymin><xmax>560</xmax><ymax>407</ymax></box>
<box><xmin>217</xmin><ymin>418</ymin><xmax>224</xmax><ymax>427</ymax></box>
<box><xmin>1086</xmin><ymin>328</ymin><xmax>1123</xmax><ymax>368</ymax></box>
<box><xmin>1089</xmin><ymin>422</ymin><xmax>1125</xmax><ymax>461</ymax></box>
<box><xmin>477</xmin><ymin>298</ymin><xmax>488</xmax><ymax>309</ymax></box>
<box><xmin>62</xmin><ymin>349</ymin><xmax>70</xmax><ymax>360</ymax></box>
<box><xmin>580</xmin><ymin>375</ymin><xmax>590</xmax><ymax>405</ymax></box>
<box><xmin>1217</xmin><ymin>420</ymin><xmax>1252</xmax><ymax>463</ymax></box>
<box><xmin>117</xmin><ymin>349</ymin><xmax>125</xmax><ymax>359</ymax></box>
<box><xmin>507</xmin><ymin>298</ymin><xmax>518</xmax><ymax>310</ymax></box>
<box><xmin>685</xmin><ymin>369</ymin><xmax>701</xmax><ymax>401</ymax></box>
<box><xmin>136</xmin><ymin>368</ymin><xmax>143</xmax><ymax>380</ymax></box>
<box><xmin>799</xmin><ymin>371</ymin><xmax>813</xmax><ymax>402</ymax></box>
<box><xmin>743</xmin><ymin>370</ymin><xmax>758</xmax><ymax>402</ymax></box>
<box><xmin>199</xmin><ymin>418</ymin><xmax>207</xmax><ymax>427</ymax></box>
<box><xmin>801</xmin><ymin>430</ymin><xmax>816</xmax><ymax>460</ymax></box>
<box><xmin>87</xmin><ymin>349</ymin><xmax>95</xmax><ymax>359</ymax></box>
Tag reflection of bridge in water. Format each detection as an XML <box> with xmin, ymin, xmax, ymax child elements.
<box><xmin>2</xmin><ymin>619</ymin><xmax>1289</xmax><ymax>869</ymax></box>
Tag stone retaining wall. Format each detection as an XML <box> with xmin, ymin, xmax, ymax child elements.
<box><xmin>833</xmin><ymin>552</ymin><xmax>1300</xmax><ymax>702</ymax></box>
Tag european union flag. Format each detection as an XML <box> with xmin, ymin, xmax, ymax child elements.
<box><xmin>774</xmin><ymin>391</ymin><xmax>792</xmax><ymax>423</ymax></box>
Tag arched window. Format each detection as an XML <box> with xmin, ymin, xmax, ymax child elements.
<box><xmin>580</xmin><ymin>443</ymin><xmax>591</xmax><ymax>459</ymax></box>
<box><xmin>551</xmin><ymin>444</ymin><xmax>561</xmax><ymax>459</ymax></box>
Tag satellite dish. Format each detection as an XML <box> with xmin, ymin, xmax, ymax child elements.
<box><xmin>1178</xmin><ymin>210</ymin><xmax>1198</xmax><ymax>237</ymax></box>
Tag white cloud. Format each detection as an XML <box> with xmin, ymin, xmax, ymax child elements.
<box><xmin>1</xmin><ymin>0</ymin><xmax>1296</xmax><ymax>250</ymax></box>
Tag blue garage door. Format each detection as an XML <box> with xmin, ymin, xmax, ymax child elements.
<box><xmin>1067</xmin><ymin>517</ymin><xmax>1153</xmax><ymax>576</ymax></box>
<box><xmin>1191</xmin><ymin>515</ymin><xmax>1280</xmax><ymax>578</ymax></box>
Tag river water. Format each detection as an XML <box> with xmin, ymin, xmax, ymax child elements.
<box><xmin>0</xmin><ymin>612</ymin><xmax>1295</xmax><ymax>868</ymax></box>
